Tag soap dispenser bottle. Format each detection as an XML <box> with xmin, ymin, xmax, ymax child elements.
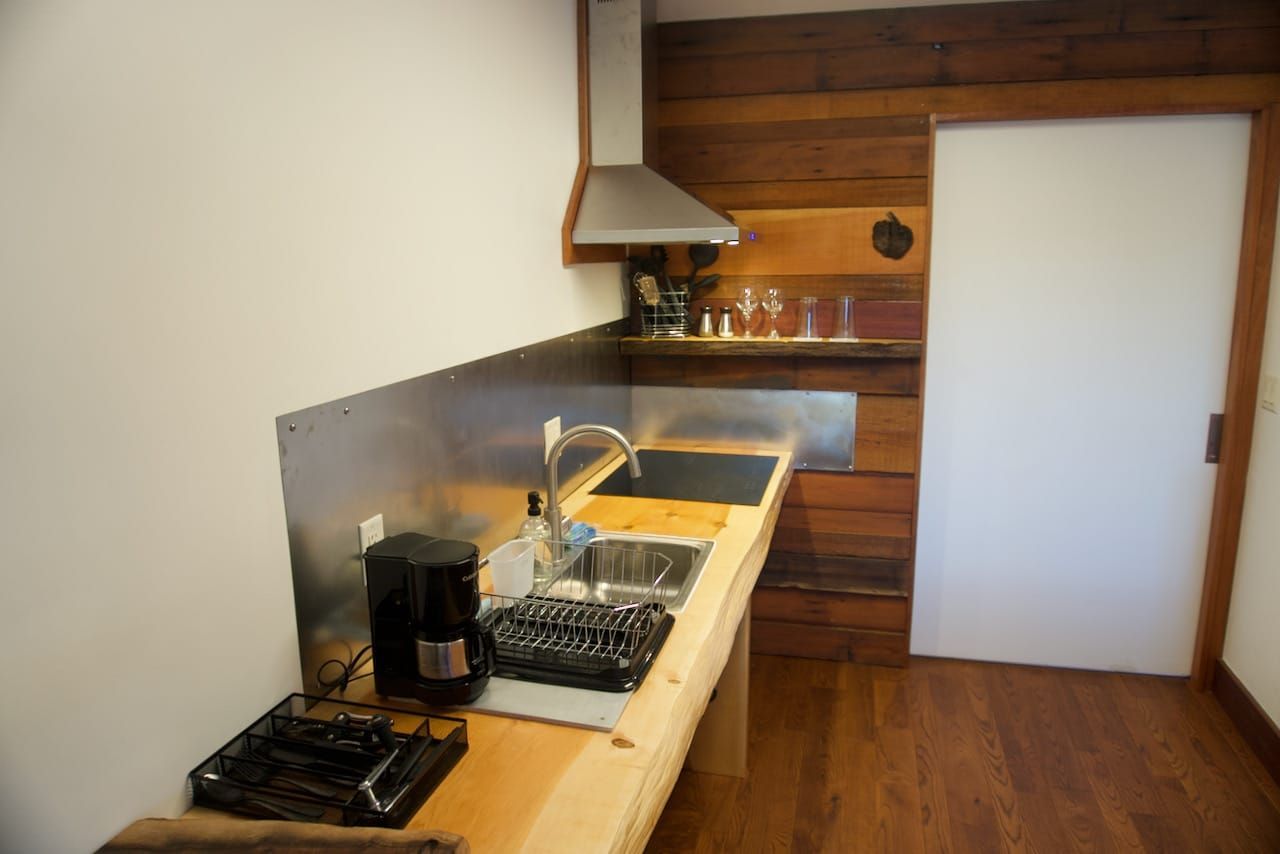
<box><xmin>518</xmin><ymin>490</ymin><xmax>553</xmax><ymax>590</ymax></box>
<box><xmin>517</xmin><ymin>491</ymin><xmax>551</xmax><ymax>542</ymax></box>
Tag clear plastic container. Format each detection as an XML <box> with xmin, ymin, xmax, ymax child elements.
<box><xmin>487</xmin><ymin>539</ymin><xmax>535</xmax><ymax>598</ymax></box>
<box><xmin>795</xmin><ymin>296</ymin><xmax>820</xmax><ymax>340</ymax></box>
<box><xmin>832</xmin><ymin>295</ymin><xmax>857</xmax><ymax>340</ymax></box>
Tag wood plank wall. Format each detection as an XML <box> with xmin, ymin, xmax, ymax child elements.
<box><xmin>650</xmin><ymin>0</ymin><xmax>1280</xmax><ymax>666</ymax></box>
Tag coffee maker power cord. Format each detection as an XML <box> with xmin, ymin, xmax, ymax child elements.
<box><xmin>316</xmin><ymin>644</ymin><xmax>373</xmax><ymax>693</ymax></box>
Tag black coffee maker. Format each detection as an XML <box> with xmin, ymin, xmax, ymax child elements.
<box><xmin>364</xmin><ymin>532</ymin><xmax>495</xmax><ymax>705</ymax></box>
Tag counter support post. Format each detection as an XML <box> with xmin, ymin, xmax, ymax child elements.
<box><xmin>684</xmin><ymin>604</ymin><xmax>750</xmax><ymax>778</ymax></box>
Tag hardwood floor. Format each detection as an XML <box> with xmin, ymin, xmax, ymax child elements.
<box><xmin>647</xmin><ymin>655</ymin><xmax>1280</xmax><ymax>853</ymax></box>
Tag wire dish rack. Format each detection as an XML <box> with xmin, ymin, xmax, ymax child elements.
<box><xmin>481</xmin><ymin>539</ymin><xmax>675</xmax><ymax>692</ymax></box>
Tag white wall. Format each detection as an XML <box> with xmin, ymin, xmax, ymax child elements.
<box><xmin>0</xmin><ymin>2</ymin><xmax>622</xmax><ymax>850</ymax></box>
<box><xmin>1222</xmin><ymin>213</ymin><xmax>1280</xmax><ymax>724</ymax></box>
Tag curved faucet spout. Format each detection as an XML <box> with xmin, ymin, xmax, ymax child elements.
<box><xmin>544</xmin><ymin>424</ymin><xmax>641</xmax><ymax>559</ymax></box>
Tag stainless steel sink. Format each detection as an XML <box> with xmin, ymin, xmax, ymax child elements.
<box><xmin>538</xmin><ymin>531</ymin><xmax>714</xmax><ymax>613</ymax></box>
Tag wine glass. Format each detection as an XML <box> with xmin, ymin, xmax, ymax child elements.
<box><xmin>763</xmin><ymin>288</ymin><xmax>784</xmax><ymax>339</ymax></box>
<box><xmin>736</xmin><ymin>286</ymin><xmax>760</xmax><ymax>339</ymax></box>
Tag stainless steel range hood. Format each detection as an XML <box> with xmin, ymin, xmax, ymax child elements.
<box><xmin>570</xmin><ymin>0</ymin><xmax>738</xmax><ymax>246</ymax></box>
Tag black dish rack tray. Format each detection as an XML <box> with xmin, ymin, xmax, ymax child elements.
<box><xmin>188</xmin><ymin>693</ymin><xmax>466</xmax><ymax>828</ymax></box>
<box><xmin>484</xmin><ymin>596</ymin><xmax>675</xmax><ymax>692</ymax></box>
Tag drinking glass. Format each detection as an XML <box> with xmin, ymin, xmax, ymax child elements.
<box><xmin>736</xmin><ymin>286</ymin><xmax>760</xmax><ymax>339</ymax></box>
<box><xmin>796</xmin><ymin>297</ymin><xmax>819</xmax><ymax>339</ymax></box>
<box><xmin>763</xmin><ymin>288</ymin><xmax>785</xmax><ymax>339</ymax></box>
<box><xmin>832</xmin><ymin>295</ymin><xmax>856</xmax><ymax>340</ymax></box>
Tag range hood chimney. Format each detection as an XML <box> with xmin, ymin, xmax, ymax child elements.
<box><xmin>570</xmin><ymin>0</ymin><xmax>738</xmax><ymax>246</ymax></box>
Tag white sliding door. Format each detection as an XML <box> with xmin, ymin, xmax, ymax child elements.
<box><xmin>914</xmin><ymin>115</ymin><xmax>1250</xmax><ymax>675</ymax></box>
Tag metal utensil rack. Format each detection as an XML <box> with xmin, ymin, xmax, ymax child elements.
<box><xmin>481</xmin><ymin>539</ymin><xmax>676</xmax><ymax>691</ymax></box>
<box><xmin>187</xmin><ymin>694</ymin><xmax>467</xmax><ymax>828</ymax></box>
<box><xmin>639</xmin><ymin>290</ymin><xmax>693</xmax><ymax>338</ymax></box>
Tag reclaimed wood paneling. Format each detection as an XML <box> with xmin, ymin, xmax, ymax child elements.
<box><xmin>780</xmin><ymin>507</ymin><xmax>912</xmax><ymax>539</ymax></box>
<box><xmin>630</xmin><ymin>355</ymin><xmax>920</xmax><ymax>395</ymax></box>
<box><xmin>760</xmin><ymin>552</ymin><xmax>910</xmax><ymax>595</ymax></box>
<box><xmin>658</xmin><ymin>74</ymin><xmax>1280</xmax><ymax>127</ymax></box>
<box><xmin>631</xmin><ymin>355</ymin><xmax>791</xmax><ymax>389</ymax></box>
<box><xmin>855</xmin><ymin>395</ymin><xmax>920</xmax><ymax>474</ymax></box>
<box><xmin>658</xmin><ymin>0</ymin><xmax>1280</xmax><ymax>58</ymax></box>
<box><xmin>772</xmin><ymin>525</ymin><xmax>912</xmax><ymax>560</ymax></box>
<box><xmin>753</xmin><ymin>587</ymin><xmax>909</xmax><ymax>633</ymax></box>
<box><xmin>785</xmin><ymin>471</ymin><xmax>916</xmax><ymax>513</ymax></box>
<box><xmin>661</xmin><ymin>135</ymin><xmax>930</xmax><ymax>184</ymax></box>
<box><xmin>795</xmin><ymin>358</ymin><xmax>919</xmax><ymax>395</ymax></box>
<box><xmin>620</xmin><ymin>337</ymin><xmax>920</xmax><ymax>358</ymax></box>
<box><xmin>693</xmin><ymin>275</ymin><xmax>924</xmax><ymax>301</ymax></box>
<box><xmin>664</xmin><ymin>208</ymin><xmax>928</xmax><ymax>277</ymax></box>
<box><xmin>661</xmin><ymin>30</ymin><xmax>1280</xmax><ymax>99</ymax></box>
<box><xmin>751</xmin><ymin>619</ymin><xmax>908</xmax><ymax>666</ymax></box>
<box><xmin>689</xmin><ymin>177</ymin><xmax>929</xmax><ymax>210</ymax></box>
<box><xmin>658</xmin><ymin>0</ymin><xmax>1280</xmax><ymax>100</ymax></box>
<box><xmin>659</xmin><ymin>115</ymin><xmax>929</xmax><ymax>147</ymax></box>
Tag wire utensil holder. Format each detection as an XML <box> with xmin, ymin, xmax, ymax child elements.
<box><xmin>481</xmin><ymin>539</ymin><xmax>675</xmax><ymax>689</ymax></box>
<box><xmin>639</xmin><ymin>290</ymin><xmax>693</xmax><ymax>338</ymax></box>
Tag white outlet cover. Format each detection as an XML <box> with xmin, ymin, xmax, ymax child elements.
<box><xmin>543</xmin><ymin>416</ymin><xmax>562</xmax><ymax>463</ymax></box>
<box><xmin>1262</xmin><ymin>374</ymin><xmax>1279</xmax><ymax>413</ymax></box>
<box><xmin>358</xmin><ymin>514</ymin><xmax>385</xmax><ymax>554</ymax></box>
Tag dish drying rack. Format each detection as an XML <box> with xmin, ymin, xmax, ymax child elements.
<box><xmin>481</xmin><ymin>539</ymin><xmax>675</xmax><ymax>691</ymax></box>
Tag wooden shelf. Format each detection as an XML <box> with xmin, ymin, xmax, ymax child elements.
<box><xmin>619</xmin><ymin>336</ymin><xmax>921</xmax><ymax>358</ymax></box>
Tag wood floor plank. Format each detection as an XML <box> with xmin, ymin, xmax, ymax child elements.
<box><xmin>648</xmin><ymin>657</ymin><xmax>1280</xmax><ymax>853</ymax></box>
<box><xmin>958</xmin><ymin>662</ymin><xmax>1034</xmax><ymax>852</ymax></box>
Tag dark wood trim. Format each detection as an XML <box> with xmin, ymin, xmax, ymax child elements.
<box><xmin>619</xmin><ymin>336</ymin><xmax>921</xmax><ymax>358</ymax></box>
<box><xmin>904</xmin><ymin>115</ymin><xmax>938</xmax><ymax>658</ymax></box>
<box><xmin>561</xmin><ymin>0</ymin><xmax>626</xmax><ymax>266</ymax></box>
<box><xmin>1191</xmin><ymin>105</ymin><xmax>1280</xmax><ymax>689</ymax></box>
<box><xmin>1211</xmin><ymin>659</ymin><xmax>1280</xmax><ymax>787</ymax></box>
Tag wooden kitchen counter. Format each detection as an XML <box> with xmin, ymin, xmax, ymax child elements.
<box><xmin>346</xmin><ymin>445</ymin><xmax>792</xmax><ymax>853</ymax></box>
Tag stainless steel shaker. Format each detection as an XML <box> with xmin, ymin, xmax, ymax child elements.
<box><xmin>717</xmin><ymin>307</ymin><xmax>734</xmax><ymax>338</ymax></box>
<box><xmin>698</xmin><ymin>305</ymin><xmax>715</xmax><ymax>337</ymax></box>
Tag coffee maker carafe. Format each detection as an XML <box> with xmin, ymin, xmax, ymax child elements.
<box><xmin>364</xmin><ymin>532</ymin><xmax>495</xmax><ymax>705</ymax></box>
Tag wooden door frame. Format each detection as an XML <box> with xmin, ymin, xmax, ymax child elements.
<box><xmin>932</xmin><ymin>97</ymin><xmax>1280</xmax><ymax>690</ymax></box>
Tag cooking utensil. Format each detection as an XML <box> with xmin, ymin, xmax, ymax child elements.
<box><xmin>689</xmin><ymin>273</ymin><xmax>720</xmax><ymax>298</ymax></box>
<box><xmin>255</xmin><ymin>743</ymin><xmax>370</xmax><ymax>778</ymax></box>
<box><xmin>687</xmin><ymin>243</ymin><xmax>719</xmax><ymax>291</ymax></box>
<box><xmin>199</xmin><ymin>773</ymin><xmax>326</xmax><ymax>821</ymax></box>
<box><xmin>633</xmin><ymin>273</ymin><xmax>660</xmax><ymax>307</ymax></box>
<box><xmin>227</xmin><ymin>758</ymin><xmax>339</xmax><ymax>799</ymax></box>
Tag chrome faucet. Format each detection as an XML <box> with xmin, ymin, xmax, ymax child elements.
<box><xmin>544</xmin><ymin>424</ymin><xmax>642</xmax><ymax>560</ymax></box>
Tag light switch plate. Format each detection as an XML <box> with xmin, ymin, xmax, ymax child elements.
<box><xmin>1262</xmin><ymin>374</ymin><xmax>1278</xmax><ymax>414</ymax></box>
<box><xmin>543</xmin><ymin>416</ymin><xmax>562</xmax><ymax>462</ymax></box>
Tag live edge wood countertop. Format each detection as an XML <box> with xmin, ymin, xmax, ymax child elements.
<box><xmin>353</xmin><ymin>444</ymin><xmax>792</xmax><ymax>853</ymax></box>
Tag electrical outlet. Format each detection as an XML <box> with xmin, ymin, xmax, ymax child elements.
<box><xmin>358</xmin><ymin>514</ymin><xmax>384</xmax><ymax>588</ymax></box>
<box><xmin>358</xmin><ymin>514</ymin><xmax>385</xmax><ymax>554</ymax></box>
<box><xmin>543</xmin><ymin>416</ymin><xmax>562</xmax><ymax>463</ymax></box>
<box><xmin>1262</xmin><ymin>374</ymin><xmax>1279</xmax><ymax>414</ymax></box>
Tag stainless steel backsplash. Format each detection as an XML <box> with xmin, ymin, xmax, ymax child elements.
<box><xmin>276</xmin><ymin>321</ymin><xmax>630</xmax><ymax>695</ymax></box>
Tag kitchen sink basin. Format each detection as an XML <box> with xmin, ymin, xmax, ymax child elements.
<box><xmin>538</xmin><ymin>531</ymin><xmax>715</xmax><ymax>613</ymax></box>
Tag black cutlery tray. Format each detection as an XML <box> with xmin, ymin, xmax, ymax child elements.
<box><xmin>187</xmin><ymin>693</ymin><xmax>466</xmax><ymax>828</ymax></box>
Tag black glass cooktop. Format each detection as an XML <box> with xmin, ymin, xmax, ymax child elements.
<box><xmin>590</xmin><ymin>449</ymin><xmax>779</xmax><ymax>506</ymax></box>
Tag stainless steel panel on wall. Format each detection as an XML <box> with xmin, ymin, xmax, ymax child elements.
<box><xmin>629</xmin><ymin>386</ymin><xmax>856</xmax><ymax>471</ymax></box>
<box><xmin>277</xmin><ymin>322</ymin><xmax>630</xmax><ymax>695</ymax></box>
